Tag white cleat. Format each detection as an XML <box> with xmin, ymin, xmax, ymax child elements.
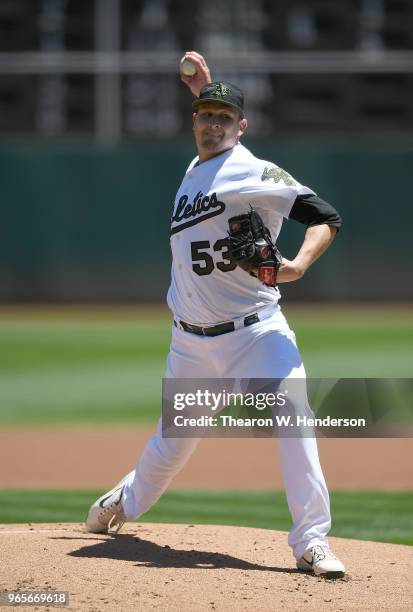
<box><xmin>296</xmin><ymin>545</ymin><xmax>346</xmax><ymax>578</ymax></box>
<box><xmin>85</xmin><ymin>472</ymin><xmax>132</xmax><ymax>534</ymax></box>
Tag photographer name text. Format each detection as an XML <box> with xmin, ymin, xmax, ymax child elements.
<box><xmin>173</xmin><ymin>415</ymin><xmax>366</xmax><ymax>428</ymax></box>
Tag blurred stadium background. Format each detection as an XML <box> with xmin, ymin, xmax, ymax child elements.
<box><xmin>0</xmin><ymin>1</ymin><xmax>412</xmax><ymax>541</ymax></box>
<box><xmin>0</xmin><ymin>0</ymin><xmax>412</xmax><ymax>303</ymax></box>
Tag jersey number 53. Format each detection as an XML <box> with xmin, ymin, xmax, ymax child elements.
<box><xmin>191</xmin><ymin>239</ymin><xmax>237</xmax><ymax>276</ymax></box>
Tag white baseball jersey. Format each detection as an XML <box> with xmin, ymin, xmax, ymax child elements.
<box><xmin>167</xmin><ymin>143</ymin><xmax>315</xmax><ymax>325</ymax></box>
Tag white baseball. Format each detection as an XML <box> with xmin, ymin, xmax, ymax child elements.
<box><xmin>180</xmin><ymin>57</ymin><xmax>197</xmax><ymax>77</ymax></box>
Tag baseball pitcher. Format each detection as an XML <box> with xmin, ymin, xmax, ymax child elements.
<box><xmin>86</xmin><ymin>51</ymin><xmax>346</xmax><ymax>578</ymax></box>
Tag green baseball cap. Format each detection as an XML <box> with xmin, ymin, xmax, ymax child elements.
<box><xmin>193</xmin><ymin>81</ymin><xmax>245</xmax><ymax>117</ymax></box>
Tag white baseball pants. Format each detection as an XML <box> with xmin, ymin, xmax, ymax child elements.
<box><xmin>122</xmin><ymin>307</ymin><xmax>331</xmax><ymax>560</ymax></box>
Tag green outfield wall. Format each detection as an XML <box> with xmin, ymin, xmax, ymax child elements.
<box><xmin>1</xmin><ymin>139</ymin><xmax>411</xmax><ymax>302</ymax></box>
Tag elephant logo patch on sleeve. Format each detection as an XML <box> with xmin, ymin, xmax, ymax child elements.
<box><xmin>261</xmin><ymin>166</ymin><xmax>298</xmax><ymax>187</ymax></box>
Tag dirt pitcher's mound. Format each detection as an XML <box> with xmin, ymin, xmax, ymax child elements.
<box><xmin>0</xmin><ymin>523</ymin><xmax>411</xmax><ymax>611</ymax></box>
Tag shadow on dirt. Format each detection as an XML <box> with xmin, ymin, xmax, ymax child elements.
<box><xmin>65</xmin><ymin>533</ymin><xmax>299</xmax><ymax>573</ymax></box>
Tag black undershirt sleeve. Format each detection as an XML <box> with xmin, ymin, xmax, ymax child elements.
<box><xmin>289</xmin><ymin>194</ymin><xmax>342</xmax><ymax>231</ymax></box>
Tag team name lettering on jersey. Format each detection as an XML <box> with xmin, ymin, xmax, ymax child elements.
<box><xmin>171</xmin><ymin>191</ymin><xmax>225</xmax><ymax>235</ymax></box>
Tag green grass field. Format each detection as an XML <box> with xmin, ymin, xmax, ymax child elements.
<box><xmin>1</xmin><ymin>305</ymin><xmax>412</xmax><ymax>546</ymax></box>
<box><xmin>0</xmin><ymin>489</ymin><xmax>412</xmax><ymax>546</ymax></box>
<box><xmin>0</xmin><ymin>305</ymin><xmax>412</xmax><ymax>425</ymax></box>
